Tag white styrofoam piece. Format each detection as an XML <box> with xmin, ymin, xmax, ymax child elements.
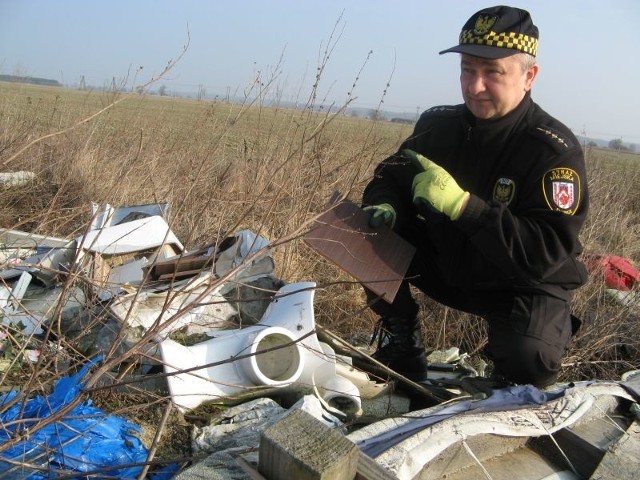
<box><xmin>77</xmin><ymin>215</ymin><xmax>183</xmax><ymax>255</ymax></box>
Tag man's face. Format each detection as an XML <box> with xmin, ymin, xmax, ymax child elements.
<box><xmin>460</xmin><ymin>54</ymin><xmax>538</xmax><ymax>120</ymax></box>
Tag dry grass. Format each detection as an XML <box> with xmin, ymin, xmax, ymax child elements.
<box><xmin>1</xmin><ymin>80</ymin><xmax>639</xmax><ymax>475</ymax></box>
<box><xmin>564</xmin><ymin>148</ymin><xmax>640</xmax><ymax>379</ymax></box>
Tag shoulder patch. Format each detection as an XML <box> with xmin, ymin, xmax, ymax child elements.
<box><xmin>542</xmin><ymin>167</ymin><xmax>582</xmax><ymax>215</ymax></box>
<box><xmin>530</xmin><ymin>125</ymin><xmax>575</xmax><ymax>153</ymax></box>
<box><xmin>493</xmin><ymin>177</ymin><xmax>516</xmax><ymax>205</ymax></box>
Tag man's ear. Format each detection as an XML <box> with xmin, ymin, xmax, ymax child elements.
<box><xmin>525</xmin><ymin>63</ymin><xmax>539</xmax><ymax>91</ymax></box>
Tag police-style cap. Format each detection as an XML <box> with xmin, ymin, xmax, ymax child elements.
<box><xmin>439</xmin><ymin>5</ymin><xmax>538</xmax><ymax>58</ymax></box>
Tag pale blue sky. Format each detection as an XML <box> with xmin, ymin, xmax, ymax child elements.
<box><xmin>1</xmin><ymin>1</ymin><xmax>639</xmax><ymax>143</ymax></box>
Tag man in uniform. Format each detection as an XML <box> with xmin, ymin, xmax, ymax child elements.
<box><xmin>362</xmin><ymin>5</ymin><xmax>588</xmax><ymax>388</ymax></box>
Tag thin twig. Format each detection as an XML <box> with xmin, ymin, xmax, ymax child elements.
<box><xmin>137</xmin><ymin>401</ymin><xmax>173</xmax><ymax>480</ymax></box>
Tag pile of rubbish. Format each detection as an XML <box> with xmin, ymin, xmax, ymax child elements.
<box><xmin>1</xmin><ymin>201</ymin><xmax>639</xmax><ymax>479</ymax></box>
<box><xmin>0</xmin><ymin>202</ymin><xmax>414</xmax><ymax>478</ymax></box>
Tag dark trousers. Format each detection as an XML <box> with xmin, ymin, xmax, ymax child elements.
<box><xmin>366</xmin><ymin>221</ymin><xmax>574</xmax><ymax>388</ymax></box>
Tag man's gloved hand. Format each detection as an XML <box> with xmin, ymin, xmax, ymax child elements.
<box><xmin>405</xmin><ymin>149</ymin><xmax>470</xmax><ymax>221</ymax></box>
<box><xmin>363</xmin><ymin>203</ymin><xmax>396</xmax><ymax>228</ymax></box>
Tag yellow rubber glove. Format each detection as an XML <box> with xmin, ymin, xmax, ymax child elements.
<box><xmin>363</xmin><ymin>203</ymin><xmax>396</xmax><ymax>228</ymax></box>
<box><xmin>405</xmin><ymin>149</ymin><xmax>470</xmax><ymax>221</ymax></box>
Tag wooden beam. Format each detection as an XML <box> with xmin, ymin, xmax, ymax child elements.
<box><xmin>259</xmin><ymin>409</ymin><xmax>359</xmax><ymax>480</ymax></box>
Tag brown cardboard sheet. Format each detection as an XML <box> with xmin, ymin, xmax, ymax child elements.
<box><xmin>304</xmin><ymin>198</ymin><xmax>415</xmax><ymax>303</ymax></box>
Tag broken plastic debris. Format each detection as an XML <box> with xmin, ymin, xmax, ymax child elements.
<box><xmin>427</xmin><ymin>347</ymin><xmax>461</xmax><ymax>364</ymax></box>
<box><xmin>77</xmin><ymin>214</ymin><xmax>183</xmax><ymax>256</ymax></box>
<box><xmin>214</xmin><ymin>229</ymin><xmax>274</xmax><ymax>281</ymax></box>
<box><xmin>1</xmin><ymin>282</ymin><xmax>86</xmax><ymax>337</ymax></box>
<box><xmin>584</xmin><ymin>254</ymin><xmax>640</xmax><ymax>291</ymax></box>
<box><xmin>109</xmin><ymin>272</ymin><xmax>237</xmax><ymax>335</ymax></box>
<box><xmin>89</xmin><ymin>202</ymin><xmax>171</xmax><ymax>230</ymax></box>
<box><xmin>0</xmin><ymin>171</ymin><xmax>36</xmax><ymax>188</ymax></box>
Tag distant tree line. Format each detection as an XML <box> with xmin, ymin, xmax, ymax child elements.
<box><xmin>607</xmin><ymin>138</ymin><xmax>635</xmax><ymax>153</ymax></box>
<box><xmin>0</xmin><ymin>75</ymin><xmax>61</xmax><ymax>87</ymax></box>
<box><xmin>390</xmin><ymin>117</ymin><xmax>414</xmax><ymax>124</ymax></box>
<box><xmin>584</xmin><ymin>138</ymin><xmax>636</xmax><ymax>153</ymax></box>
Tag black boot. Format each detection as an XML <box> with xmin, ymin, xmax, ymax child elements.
<box><xmin>371</xmin><ymin>317</ymin><xmax>428</xmax><ymax>381</ymax></box>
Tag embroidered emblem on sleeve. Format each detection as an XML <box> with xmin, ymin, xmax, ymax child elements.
<box><xmin>542</xmin><ymin>168</ymin><xmax>581</xmax><ymax>215</ymax></box>
<box><xmin>493</xmin><ymin>177</ymin><xmax>516</xmax><ymax>205</ymax></box>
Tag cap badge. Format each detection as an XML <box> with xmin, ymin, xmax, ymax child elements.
<box><xmin>474</xmin><ymin>14</ymin><xmax>497</xmax><ymax>35</ymax></box>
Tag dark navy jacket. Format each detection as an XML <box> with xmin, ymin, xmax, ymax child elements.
<box><xmin>362</xmin><ymin>93</ymin><xmax>589</xmax><ymax>295</ymax></box>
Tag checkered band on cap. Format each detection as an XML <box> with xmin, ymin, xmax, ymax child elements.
<box><xmin>459</xmin><ymin>29</ymin><xmax>538</xmax><ymax>56</ymax></box>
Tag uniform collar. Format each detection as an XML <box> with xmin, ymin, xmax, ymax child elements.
<box><xmin>464</xmin><ymin>91</ymin><xmax>533</xmax><ymax>130</ymax></box>
<box><xmin>463</xmin><ymin>92</ymin><xmax>533</xmax><ymax>142</ymax></box>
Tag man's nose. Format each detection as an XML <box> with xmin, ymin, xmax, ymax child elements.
<box><xmin>467</xmin><ymin>75</ymin><xmax>486</xmax><ymax>94</ymax></box>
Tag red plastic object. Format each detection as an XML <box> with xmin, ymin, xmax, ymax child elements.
<box><xmin>588</xmin><ymin>255</ymin><xmax>640</xmax><ymax>291</ymax></box>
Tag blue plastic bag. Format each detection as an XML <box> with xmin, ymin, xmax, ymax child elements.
<box><xmin>0</xmin><ymin>357</ymin><xmax>150</xmax><ymax>479</ymax></box>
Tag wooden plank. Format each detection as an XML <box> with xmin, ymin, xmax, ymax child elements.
<box><xmin>259</xmin><ymin>409</ymin><xmax>359</xmax><ymax>480</ymax></box>
<box><xmin>156</xmin><ymin>268</ymin><xmax>206</xmax><ymax>281</ymax></box>
<box><xmin>149</xmin><ymin>248</ymin><xmax>213</xmax><ymax>278</ymax></box>
<box><xmin>303</xmin><ymin>197</ymin><xmax>415</xmax><ymax>304</ymax></box>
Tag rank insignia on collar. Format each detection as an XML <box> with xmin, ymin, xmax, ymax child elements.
<box><xmin>543</xmin><ymin>168</ymin><xmax>581</xmax><ymax>215</ymax></box>
<box><xmin>493</xmin><ymin>177</ymin><xmax>516</xmax><ymax>205</ymax></box>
